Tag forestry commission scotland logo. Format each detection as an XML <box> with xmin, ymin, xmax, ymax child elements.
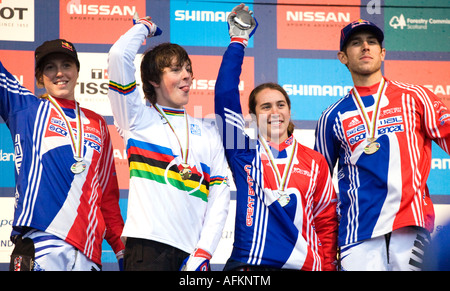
<box><xmin>389</xmin><ymin>14</ymin><xmax>450</xmax><ymax>30</ymax></box>
<box><xmin>389</xmin><ymin>14</ymin><xmax>407</xmax><ymax>29</ymax></box>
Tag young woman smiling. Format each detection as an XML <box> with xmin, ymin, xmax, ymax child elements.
<box><xmin>214</xmin><ymin>4</ymin><xmax>338</xmax><ymax>271</ymax></box>
<box><xmin>2</xmin><ymin>39</ymin><xmax>124</xmax><ymax>271</ymax></box>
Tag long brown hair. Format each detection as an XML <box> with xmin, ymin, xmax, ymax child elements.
<box><xmin>248</xmin><ymin>82</ymin><xmax>295</xmax><ymax>137</ymax></box>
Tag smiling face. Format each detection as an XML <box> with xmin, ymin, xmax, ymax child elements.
<box><xmin>338</xmin><ymin>31</ymin><xmax>386</xmax><ymax>84</ymax></box>
<box><xmin>39</xmin><ymin>53</ymin><xmax>79</xmax><ymax>100</ymax></box>
<box><xmin>151</xmin><ymin>59</ymin><xmax>193</xmax><ymax>108</ymax></box>
<box><xmin>254</xmin><ymin>88</ymin><xmax>291</xmax><ymax>143</ymax></box>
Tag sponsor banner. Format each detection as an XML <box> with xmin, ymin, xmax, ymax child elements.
<box><xmin>60</xmin><ymin>0</ymin><xmax>145</xmax><ymax>44</ymax></box>
<box><xmin>0</xmin><ymin>50</ymin><xmax>33</xmax><ymax>188</ymax></box>
<box><xmin>170</xmin><ymin>0</ymin><xmax>254</xmax><ymax>48</ymax></box>
<box><xmin>277</xmin><ymin>0</ymin><xmax>359</xmax><ymax>50</ymax></box>
<box><xmin>384</xmin><ymin>60</ymin><xmax>450</xmax><ymax>109</ymax></box>
<box><xmin>384</xmin><ymin>0</ymin><xmax>450</xmax><ymax>52</ymax></box>
<box><xmin>433</xmin><ymin>204</ymin><xmax>450</xmax><ymax>237</ymax></box>
<box><xmin>0</xmin><ymin>0</ymin><xmax>34</xmax><ymax>42</ymax></box>
<box><xmin>278</xmin><ymin>58</ymin><xmax>353</xmax><ymax>121</ymax></box>
<box><xmin>0</xmin><ymin>124</ymin><xmax>15</xmax><ymax>188</ymax></box>
<box><xmin>0</xmin><ymin>50</ymin><xmax>35</xmax><ymax>94</ymax></box>
<box><xmin>383</xmin><ymin>60</ymin><xmax>450</xmax><ymax>195</ymax></box>
<box><xmin>0</xmin><ymin>197</ymin><xmax>14</xmax><ymax>263</ymax></box>
<box><xmin>187</xmin><ymin>55</ymin><xmax>254</xmax><ymax>118</ymax></box>
<box><xmin>75</xmin><ymin>52</ymin><xmax>145</xmax><ymax>117</ymax></box>
<box><xmin>75</xmin><ymin>52</ymin><xmax>254</xmax><ymax>119</ymax></box>
<box><xmin>109</xmin><ymin>124</ymin><xmax>129</xmax><ymax>190</ymax></box>
<box><xmin>293</xmin><ymin>128</ymin><xmax>315</xmax><ymax>149</ymax></box>
<box><xmin>429</xmin><ymin>143</ymin><xmax>450</xmax><ymax>195</ymax></box>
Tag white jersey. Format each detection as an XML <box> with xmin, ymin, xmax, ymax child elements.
<box><xmin>108</xmin><ymin>24</ymin><xmax>230</xmax><ymax>255</ymax></box>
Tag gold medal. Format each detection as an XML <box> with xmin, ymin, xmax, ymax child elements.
<box><xmin>155</xmin><ymin>105</ymin><xmax>193</xmax><ymax>181</ymax></box>
<box><xmin>180</xmin><ymin>163</ymin><xmax>192</xmax><ymax>180</ymax></box>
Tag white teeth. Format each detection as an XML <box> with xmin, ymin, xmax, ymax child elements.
<box><xmin>56</xmin><ymin>81</ymin><xmax>67</xmax><ymax>85</ymax></box>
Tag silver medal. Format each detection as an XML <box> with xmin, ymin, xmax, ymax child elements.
<box><xmin>277</xmin><ymin>191</ymin><xmax>290</xmax><ymax>207</ymax></box>
<box><xmin>234</xmin><ymin>10</ymin><xmax>253</xmax><ymax>30</ymax></box>
<box><xmin>71</xmin><ymin>160</ymin><xmax>86</xmax><ymax>174</ymax></box>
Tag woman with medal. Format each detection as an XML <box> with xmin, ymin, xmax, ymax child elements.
<box><xmin>215</xmin><ymin>4</ymin><xmax>338</xmax><ymax>271</ymax></box>
<box><xmin>315</xmin><ymin>20</ymin><xmax>450</xmax><ymax>270</ymax></box>
<box><xmin>108</xmin><ymin>13</ymin><xmax>230</xmax><ymax>271</ymax></box>
<box><xmin>1</xmin><ymin>39</ymin><xmax>125</xmax><ymax>270</ymax></box>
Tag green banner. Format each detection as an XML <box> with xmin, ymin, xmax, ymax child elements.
<box><xmin>384</xmin><ymin>0</ymin><xmax>450</xmax><ymax>52</ymax></box>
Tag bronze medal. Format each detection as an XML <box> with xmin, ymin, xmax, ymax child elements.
<box><xmin>351</xmin><ymin>79</ymin><xmax>388</xmax><ymax>156</ymax></box>
<box><xmin>364</xmin><ymin>139</ymin><xmax>380</xmax><ymax>155</ymax></box>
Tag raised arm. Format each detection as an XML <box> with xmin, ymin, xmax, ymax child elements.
<box><xmin>214</xmin><ymin>4</ymin><xmax>257</xmax><ymax>161</ymax></box>
<box><xmin>107</xmin><ymin>14</ymin><xmax>161</xmax><ymax>131</ymax></box>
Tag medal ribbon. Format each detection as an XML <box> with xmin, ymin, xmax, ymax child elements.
<box><xmin>46</xmin><ymin>95</ymin><xmax>84</xmax><ymax>160</ymax></box>
<box><xmin>259</xmin><ymin>135</ymin><xmax>297</xmax><ymax>192</ymax></box>
<box><xmin>351</xmin><ymin>78</ymin><xmax>387</xmax><ymax>141</ymax></box>
<box><xmin>154</xmin><ymin>104</ymin><xmax>189</xmax><ymax>165</ymax></box>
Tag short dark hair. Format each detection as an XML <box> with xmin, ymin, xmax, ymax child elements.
<box><xmin>140</xmin><ymin>43</ymin><xmax>193</xmax><ymax>105</ymax></box>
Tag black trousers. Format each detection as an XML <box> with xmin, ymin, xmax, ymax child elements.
<box><xmin>124</xmin><ymin>238</ymin><xmax>189</xmax><ymax>271</ymax></box>
<box><xmin>9</xmin><ymin>236</ymin><xmax>35</xmax><ymax>271</ymax></box>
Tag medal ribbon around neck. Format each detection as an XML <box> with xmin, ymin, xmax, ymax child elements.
<box><xmin>351</xmin><ymin>78</ymin><xmax>387</xmax><ymax>142</ymax></box>
<box><xmin>259</xmin><ymin>135</ymin><xmax>297</xmax><ymax>192</ymax></box>
<box><xmin>154</xmin><ymin>104</ymin><xmax>190</xmax><ymax>166</ymax></box>
<box><xmin>46</xmin><ymin>95</ymin><xmax>84</xmax><ymax>161</ymax></box>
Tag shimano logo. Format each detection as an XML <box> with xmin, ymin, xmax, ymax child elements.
<box><xmin>283</xmin><ymin>84</ymin><xmax>353</xmax><ymax>97</ymax></box>
<box><xmin>174</xmin><ymin>10</ymin><xmax>231</xmax><ymax>22</ymax></box>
